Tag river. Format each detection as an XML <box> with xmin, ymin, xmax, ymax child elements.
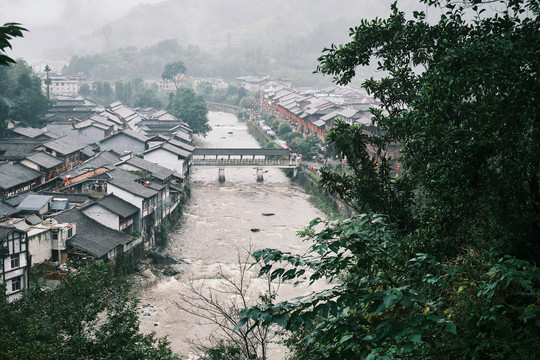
<box><xmin>136</xmin><ymin>111</ymin><xmax>325</xmax><ymax>359</ymax></box>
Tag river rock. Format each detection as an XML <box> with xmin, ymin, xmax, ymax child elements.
<box><xmin>162</xmin><ymin>266</ymin><xmax>181</xmax><ymax>276</ymax></box>
<box><xmin>141</xmin><ymin>268</ymin><xmax>156</xmax><ymax>281</ymax></box>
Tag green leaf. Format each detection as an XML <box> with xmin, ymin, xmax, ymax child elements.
<box><xmin>410</xmin><ymin>333</ymin><xmax>423</xmax><ymax>344</ymax></box>
<box><xmin>233</xmin><ymin>317</ymin><xmax>248</xmax><ymax>331</ymax></box>
<box><xmin>340</xmin><ymin>333</ymin><xmax>353</xmax><ymax>344</ymax></box>
<box><xmin>446</xmin><ymin>322</ymin><xmax>457</xmax><ymax>335</ymax></box>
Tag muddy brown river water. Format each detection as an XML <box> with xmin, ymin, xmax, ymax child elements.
<box><xmin>136</xmin><ymin>111</ymin><xmax>325</xmax><ymax>359</ymax></box>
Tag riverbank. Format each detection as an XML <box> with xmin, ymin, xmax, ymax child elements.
<box><xmin>244</xmin><ymin>110</ymin><xmax>352</xmax><ymax>220</ymax></box>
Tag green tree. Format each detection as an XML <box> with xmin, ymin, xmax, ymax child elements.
<box><xmin>43</xmin><ymin>65</ymin><xmax>51</xmax><ymax>100</ymax></box>
<box><xmin>0</xmin><ymin>23</ymin><xmax>27</xmax><ymax>66</ymax></box>
<box><xmin>2</xmin><ymin>61</ymin><xmax>51</xmax><ymax>127</ymax></box>
<box><xmin>264</xmin><ymin>141</ymin><xmax>280</xmax><ymax>150</ymax></box>
<box><xmin>168</xmin><ymin>86</ymin><xmax>211</xmax><ymax>136</ymax></box>
<box><xmin>282</xmin><ymin>131</ymin><xmax>302</xmax><ymax>143</ymax></box>
<box><xmin>0</xmin><ymin>25</ymin><xmax>49</xmax><ymax>127</ymax></box>
<box><xmin>102</xmin><ymin>81</ymin><xmax>113</xmax><ymax>99</ymax></box>
<box><xmin>277</xmin><ymin>122</ymin><xmax>292</xmax><ymax>136</ymax></box>
<box><xmin>0</xmin><ymin>261</ymin><xmax>180</xmax><ymax>360</ymax></box>
<box><xmin>11</xmin><ymin>86</ymin><xmax>50</xmax><ymax>126</ymax></box>
<box><xmin>0</xmin><ymin>98</ymin><xmax>8</xmax><ymax>136</ymax></box>
<box><xmin>115</xmin><ymin>80</ymin><xmax>125</xmax><ymax>102</ymax></box>
<box><xmin>79</xmin><ymin>83</ymin><xmax>90</xmax><ymax>96</ymax></box>
<box><xmin>238</xmin><ymin>1</ymin><xmax>540</xmax><ymax>359</ymax></box>
<box><xmin>292</xmin><ymin>134</ymin><xmax>320</xmax><ymax>160</ymax></box>
<box><xmin>162</xmin><ymin>61</ymin><xmax>186</xmax><ymax>91</ymax></box>
<box><xmin>197</xmin><ymin>81</ymin><xmax>214</xmax><ymax>100</ymax></box>
<box><xmin>133</xmin><ymin>85</ymin><xmax>164</xmax><ymax>109</ymax></box>
<box><xmin>238</xmin><ymin>96</ymin><xmax>253</xmax><ymax>109</ymax></box>
<box><xmin>236</xmin><ymin>86</ymin><xmax>247</xmax><ymax>100</ymax></box>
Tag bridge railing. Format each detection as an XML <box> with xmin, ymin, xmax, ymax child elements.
<box><xmin>192</xmin><ymin>158</ymin><xmax>299</xmax><ymax>167</ymax></box>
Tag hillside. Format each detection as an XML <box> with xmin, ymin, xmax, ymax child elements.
<box><xmin>59</xmin><ymin>0</ymin><xmax>422</xmax><ymax>84</ymax></box>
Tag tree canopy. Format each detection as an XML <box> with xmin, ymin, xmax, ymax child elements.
<box><xmin>0</xmin><ymin>261</ymin><xmax>179</xmax><ymax>360</ymax></box>
<box><xmin>162</xmin><ymin>61</ymin><xmax>187</xmax><ymax>91</ymax></box>
<box><xmin>238</xmin><ymin>1</ymin><xmax>540</xmax><ymax>358</ymax></box>
<box><xmin>168</xmin><ymin>86</ymin><xmax>211</xmax><ymax>136</ymax></box>
<box><xmin>0</xmin><ymin>60</ymin><xmax>51</xmax><ymax>127</ymax></box>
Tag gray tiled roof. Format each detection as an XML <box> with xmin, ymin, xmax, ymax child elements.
<box><xmin>338</xmin><ymin>108</ymin><xmax>361</xmax><ymax>118</ymax></box>
<box><xmin>53</xmin><ymin>208</ymin><xmax>134</xmax><ymax>259</ymax></box>
<box><xmin>95</xmin><ymin>194</ymin><xmax>139</xmax><ymax>218</ymax></box>
<box><xmin>0</xmin><ymin>202</ymin><xmax>19</xmax><ymax>219</ymax></box>
<box><xmin>0</xmin><ymin>225</ymin><xmax>14</xmax><ymax>240</ymax></box>
<box><xmin>102</xmin><ymin>129</ymin><xmax>149</xmax><ymax>144</ymax></box>
<box><xmin>147</xmin><ymin>134</ymin><xmax>170</xmax><ymax>142</ymax></box>
<box><xmin>172</xmin><ymin>130</ymin><xmax>191</xmax><ymax>143</ymax></box>
<box><xmin>0</xmin><ymin>163</ymin><xmax>42</xmax><ymax>190</ymax></box>
<box><xmin>51</xmin><ymin>199</ymin><xmax>69</xmax><ymax>211</ymax></box>
<box><xmin>168</xmin><ymin>139</ymin><xmax>195</xmax><ymax>152</ymax></box>
<box><xmin>11</xmin><ymin>127</ymin><xmax>47</xmax><ymax>138</ymax></box>
<box><xmin>0</xmin><ymin>138</ymin><xmax>43</xmax><ymax>161</ymax></box>
<box><xmin>123</xmin><ymin>157</ymin><xmax>173</xmax><ymax>181</ymax></box>
<box><xmin>148</xmin><ymin>182</ymin><xmax>166</xmax><ymax>191</ymax></box>
<box><xmin>39</xmin><ymin>191</ymin><xmax>92</xmax><ymax>205</ymax></box>
<box><xmin>60</xmin><ymin>151</ymin><xmax>120</xmax><ymax>180</ymax></box>
<box><xmin>24</xmin><ymin>214</ymin><xmax>42</xmax><ymax>225</ymax></box>
<box><xmin>312</xmin><ymin>120</ymin><xmax>325</xmax><ymax>128</ymax></box>
<box><xmin>43</xmin><ymin>135</ymin><xmax>86</xmax><ymax>155</ymax></box>
<box><xmin>17</xmin><ymin>194</ymin><xmax>53</xmax><ymax>211</ymax></box>
<box><xmin>107</xmin><ymin>168</ymin><xmax>157</xmax><ymax>199</ymax></box>
<box><xmin>25</xmin><ymin>152</ymin><xmax>63</xmax><ymax>169</ymax></box>
<box><xmin>145</xmin><ymin>143</ymin><xmax>190</xmax><ymax>159</ymax></box>
<box><xmin>320</xmin><ymin>110</ymin><xmax>341</xmax><ymax>122</ymax></box>
<box><xmin>2</xmin><ymin>192</ymin><xmax>33</xmax><ymax>207</ymax></box>
<box><xmin>90</xmin><ymin>115</ymin><xmax>116</xmax><ymax>128</ymax></box>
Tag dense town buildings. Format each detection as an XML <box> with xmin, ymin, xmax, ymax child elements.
<box><xmin>1</xmin><ymin>73</ymin><xmax>379</xmax><ymax>300</ymax></box>
<box><xmin>0</xmin><ymin>98</ymin><xmax>193</xmax><ymax>299</ymax></box>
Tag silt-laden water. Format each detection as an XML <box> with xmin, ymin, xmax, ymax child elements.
<box><xmin>136</xmin><ymin>112</ymin><xmax>325</xmax><ymax>359</ymax></box>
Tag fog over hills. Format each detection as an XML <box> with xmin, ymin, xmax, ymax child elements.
<box><xmin>4</xmin><ymin>0</ymin><xmax>424</xmax><ymax>61</ymax></box>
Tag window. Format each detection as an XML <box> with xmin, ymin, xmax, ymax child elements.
<box><xmin>68</xmin><ymin>228</ymin><xmax>73</xmax><ymax>238</ymax></box>
<box><xmin>10</xmin><ymin>254</ymin><xmax>19</xmax><ymax>268</ymax></box>
<box><xmin>11</xmin><ymin>276</ymin><xmax>21</xmax><ymax>292</ymax></box>
<box><xmin>52</xmin><ymin>230</ymin><xmax>58</xmax><ymax>240</ymax></box>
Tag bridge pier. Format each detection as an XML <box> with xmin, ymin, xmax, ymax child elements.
<box><xmin>256</xmin><ymin>168</ymin><xmax>264</xmax><ymax>182</ymax></box>
<box><xmin>293</xmin><ymin>168</ymin><xmax>298</xmax><ymax>178</ymax></box>
<box><xmin>218</xmin><ymin>168</ymin><xmax>225</xmax><ymax>182</ymax></box>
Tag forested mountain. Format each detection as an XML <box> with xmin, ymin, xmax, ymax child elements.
<box><xmin>58</xmin><ymin>0</ymin><xmax>420</xmax><ymax>84</ymax></box>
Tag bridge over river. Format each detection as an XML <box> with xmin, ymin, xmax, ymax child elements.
<box><xmin>192</xmin><ymin>148</ymin><xmax>300</xmax><ymax>182</ymax></box>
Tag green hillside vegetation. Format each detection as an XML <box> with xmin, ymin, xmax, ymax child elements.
<box><xmin>61</xmin><ymin>18</ymin><xmax>370</xmax><ymax>86</ymax></box>
<box><xmin>237</xmin><ymin>0</ymin><xmax>540</xmax><ymax>359</ymax></box>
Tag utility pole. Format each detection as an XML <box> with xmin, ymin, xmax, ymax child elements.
<box><xmin>44</xmin><ymin>65</ymin><xmax>51</xmax><ymax>100</ymax></box>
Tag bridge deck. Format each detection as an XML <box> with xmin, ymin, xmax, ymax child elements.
<box><xmin>192</xmin><ymin>158</ymin><xmax>298</xmax><ymax>168</ymax></box>
<box><xmin>192</xmin><ymin>147</ymin><xmax>299</xmax><ymax>168</ymax></box>
<box><xmin>193</xmin><ymin>148</ymin><xmax>291</xmax><ymax>156</ymax></box>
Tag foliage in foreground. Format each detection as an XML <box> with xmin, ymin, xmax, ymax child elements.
<box><xmin>241</xmin><ymin>215</ymin><xmax>540</xmax><ymax>359</ymax></box>
<box><xmin>0</xmin><ymin>22</ymin><xmax>26</xmax><ymax>66</ymax></box>
<box><xmin>237</xmin><ymin>0</ymin><xmax>540</xmax><ymax>358</ymax></box>
<box><xmin>0</xmin><ymin>261</ymin><xmax>179</xmax><ymax>360</ymax></box>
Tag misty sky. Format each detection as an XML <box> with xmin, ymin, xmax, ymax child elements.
<box><xmin>1</xmin><ymin>0</ymin><xmax>164</xmax><ymax>60</ymax></box>
<box><xmin>2</xmin><ymin>0</ymin><xmax>436</xmax><ymax>63</ymax></box>
<box><xmin>2</xmin><ymin>0</ymin><xmax>163</xmax><ymax>26</ymax></box>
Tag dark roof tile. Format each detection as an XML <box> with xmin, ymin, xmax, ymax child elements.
<box><xmin>0</xmin><ymin>164</ymin><xmax>42</xmax><ymax>190</ymax></box>
<box><xmin>53</xmin><ymin>208</ymin><xmax>134</xmax><ymax>258</ymax></box>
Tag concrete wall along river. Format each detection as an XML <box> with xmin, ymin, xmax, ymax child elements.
<box><xmin>136</xmin><ymin>111</ymin><xmax>326</xmax><ymax>359</ymax></box>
